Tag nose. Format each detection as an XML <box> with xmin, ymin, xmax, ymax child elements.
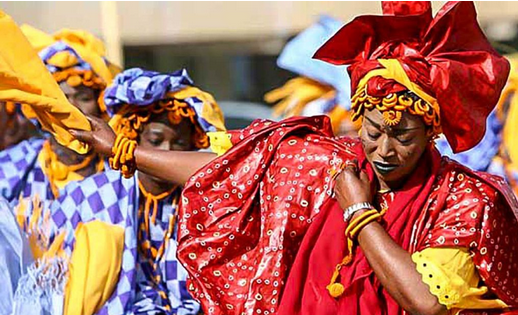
<box><xmin>160</xmin><ymin>140</ymin><xmax>172</xmax><ymax>151</ymax></box>
<box><xmin>378</xmin><ymin>135</ymin><xmax>396</xmax><ymax>160</ymax></box>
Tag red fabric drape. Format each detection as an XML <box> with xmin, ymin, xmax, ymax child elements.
<box><xmin>177</xmin><ymin>117</ymin><xmax>518</xmax><ymax>315</ymax></box>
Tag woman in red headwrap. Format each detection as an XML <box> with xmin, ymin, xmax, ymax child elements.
<box><xmin>71</xmin><ymin>2</ymin><xmax>518</xmax><ymax>315</ymax></box>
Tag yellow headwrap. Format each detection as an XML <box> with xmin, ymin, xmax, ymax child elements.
<box><xmin>497</xmin><ymin>55</ymin><xmax>518</xmax><ymax>168</ymax></box>
<box><xmin>21</xmin><ymin>25</ymin><xmax>115</xmax><ymax>85</ymax></box>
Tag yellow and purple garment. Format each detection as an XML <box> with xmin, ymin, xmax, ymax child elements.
<box><xmin>103</xmin><ymin>67</ymin><xmax>225</xmax><ymax>132</ymax></box>
<box><xmin>0</xmin><ymin>36</ymin><xmax>112</xmax><ymax>208</ymax></box>
<box><xmin>44</xmin><ymin>68</ymin><xmax>225</xmax><ymax>315</ymax></box>
<box><xmin>49</xmin><ymin>170</ymin><xmax>199</xmax><ymax>315</ymax></box>
<box><xmin>486</xmin><ymin>59</ymin><xmax>518</xmax><ymax>196</ymax></box>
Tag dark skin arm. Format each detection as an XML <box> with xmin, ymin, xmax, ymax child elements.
<box><xmin>334</xmin><ymin>165</ymin><xmax>447</xmax><ymax>315</ymax></box>
<box><xmin>70</xmin><ymin>116</ymin><xmax>216</xmax><ymax>186</ymax></box>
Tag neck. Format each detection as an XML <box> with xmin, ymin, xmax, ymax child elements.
<box><xmin>377</xmin><ymin>176</ymin><xmax>406</xmax><ymax>192</ymax></box>
<box><xmin>138</xmin><ymin>172</ymin><xmax>175</xmax><ymax>196</ymax></box>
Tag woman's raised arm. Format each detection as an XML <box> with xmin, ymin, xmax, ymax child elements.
<box><xmin>70</xmin><ymin>116</ymin><xmax>216</xmax><ymax>186</ymax></box>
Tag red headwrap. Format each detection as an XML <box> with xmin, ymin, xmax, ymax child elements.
<box><xmin>314</xmin><ymin>1</ymin><xmax>510</xmax><ymax>153</ymax></box>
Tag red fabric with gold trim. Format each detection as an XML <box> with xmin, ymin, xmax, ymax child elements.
<box><xmin>314</xmin><ymin>1</ymin><xmax>510</xmax><ymax>153</ymax></box>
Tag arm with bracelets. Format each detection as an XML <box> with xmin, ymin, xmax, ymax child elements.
<box><xmin>70</xmin><ymin>116</ymin><xmax>216</xmax><ymax>185</ymax></box>
<box><xmin>332</xmin><ymin>163</ymin><xmax>447</xmax><ymax>315</ymax></box>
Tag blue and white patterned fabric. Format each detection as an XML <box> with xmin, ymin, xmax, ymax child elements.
<box><xmin>49</xmin><ymin>169</ymin><xmax>200</xmax><ymax>315</ymax></box>
<box><xmin>436</xmin><ymin>110</ymin><xmax>503</xmax><ymax>171</ymax></box>
<box><xmin>39</xmin><ymin>41</ymin><xmax>98</xmax><ymax>74</ymax></box>
<box><xmin>277</xmin><ymin>15</ymin><xmax>350</xmax><ymax>109</ymax></box>
<box><xmin>0</xmin><ymin>138</ymin><xmax>49</xmax><ymax>206</ymax></box>
<box><xmin>104</xmin><ymin>68</ymin><xmax>220</xmax><ymax>133</ymax></box>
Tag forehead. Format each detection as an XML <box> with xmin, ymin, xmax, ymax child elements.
<box><xmin>143</xmin><ymin>112</ymin><xmax>194</xmax><ymax>135</ymax></box>
<box><xmin>58</xmin><ymin>82</ymin><xmax>95</xmax><ymax>95</ymax></box>
<box><xmin>363</xmin><ymin>108</ymin><xmax>425</xmax><ymax>131</ymax></box>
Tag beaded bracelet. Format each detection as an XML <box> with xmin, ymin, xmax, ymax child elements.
<box><xmin>326</xmin><ymin>206</ymin><xmax>387</xmax><ymax>298</ymax></box>
<box><xmin>109</xmin><ymin>134</ymin><xmax>137</xmax><ymax>178</ymax></box>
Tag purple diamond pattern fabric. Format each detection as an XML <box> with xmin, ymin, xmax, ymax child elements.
<box><xmin>48</xmin><ymin>169</ymin><xmax>200</xmax><ymax>315</ymax></box>
<box><xmin>0</xmin><ymin>138</ymin><xmax>48</xmax><ymax>205</ymax></box>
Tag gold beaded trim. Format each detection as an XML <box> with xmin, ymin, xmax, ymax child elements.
<box><xmin>351</xmin><ymin>84</ymin><xmax>441</xmax><ymax>135</ymax></box>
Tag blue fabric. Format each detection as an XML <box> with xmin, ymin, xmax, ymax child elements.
<box><xmin>436</xmin><ymin>110</ymin><xmax>502</xmax><ymax>171</ymax></box>
<box><xmin>103</xmin><ymin>68</ymin><xmax>193</xmax><ymax>116</ymax></box>
<box><xmin>103</xmin><ymin>68</ymin><xmax>219</xmax><ymax>133</ymax></box>
<box><xmin>0</xmin><ymin>197</ymin><xmax>34</xmax><ymax>315</ymax></box>
<box><xmin>277</xmin><ymin>15</ymin><xmax>351</xmax><ymax>109</ymax></box>
<box><xmin>0</xmin><ymin>138</ymin><xmax>46</xmax><ymax>204</ymax></box>
<box><xmin>39</xmin><ymin>41</ymin><xmax>94</xmax><ymax>74</ymax></box>
<box><xmin>48</xmin><ymin>169</ymin><xmax>200</xmax><ymax>315</ymax></box>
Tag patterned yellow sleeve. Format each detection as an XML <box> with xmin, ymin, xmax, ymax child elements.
<box><xmin>412</xmin><ymin>247</ymin><xmax>508</xmax><ymax>314</ymax></box>
<box><xmin>208</xmin><ymin>131</ymin><xmax>233</xmax><ymax>156</ymax></box>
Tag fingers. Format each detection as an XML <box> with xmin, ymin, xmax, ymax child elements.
<box><xmin>69</xmin><ymin>129</ymin><xmax>93</xmax><ymax>143</ymax></box>
<box><xmin>359</xmin><ymin>170</ymin><xmax>369</xmax><ymax>183</ymax></box>
<box><xmin>343</xmin><ymin>159</ymin><xmax>359</xmax><ymax>175</ymax></box>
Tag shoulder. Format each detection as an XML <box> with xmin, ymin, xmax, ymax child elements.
<box><xmin>0</xmin><ymin>137</ymin><xmax>44</xmax><ymax>164</ymax></box>
<box><xmin>437</xmin><ymin>157</ymin><xmax>500</xmax><ymax>202</ymax></box>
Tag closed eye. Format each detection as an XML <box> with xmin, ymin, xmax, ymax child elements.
<box><xmin>367</xmin><ymin>131</ymin><xmax>381</xmax><ymax>140</ymax></box>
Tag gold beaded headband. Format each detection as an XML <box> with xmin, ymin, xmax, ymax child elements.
<box><xmin>351</xmin><ymin>59</ymin><xmax>441</xmax><ymax>135</ymax></box>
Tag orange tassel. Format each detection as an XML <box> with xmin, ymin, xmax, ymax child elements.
<box><xmin>327</xmin><ymin>207</ymin><xmax>386</xmax><ymax>298</ymax></box>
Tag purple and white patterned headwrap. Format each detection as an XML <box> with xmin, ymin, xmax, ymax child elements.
<box><xmin>103</xmin><ymin>68</ymin><xmax>224</xmax><ymax>133</ymax></box>
<box><xmin>39</xmin><ymin>41</ymin><xmax>93</xmax><ymax>74</ymax></box>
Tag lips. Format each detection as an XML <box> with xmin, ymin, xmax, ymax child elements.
<box><xmin>373</xmin><ymin>161</ymin><xmax>399</xmax><ymax>175</ymax></box>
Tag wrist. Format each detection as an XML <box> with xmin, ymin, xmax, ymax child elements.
<box><xmin>350</xmin><ymin>208</ymin><xmax>371</xmax><ymax>222</ymax></box>
<box><xmin>342</xmin><ymin>201</ymin><xmax>373</xmax><ymax>222</ymax></box>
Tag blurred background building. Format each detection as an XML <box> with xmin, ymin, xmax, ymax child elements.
<box><xmin>2</xmin><ymin>1</ymin><xmax>518</xmax><ymax>127</ymax></box>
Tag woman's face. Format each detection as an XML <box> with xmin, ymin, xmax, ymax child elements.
<box><xmin>139</xmin><ymin>112</ymin><xmax>194</xmax><ymax>152</ymax></box>
<box><xmin>360</xmin><ymin>108</ymin><xmax>431</xmax><ymax>189</ymax></box>
<box><xmin>59</xmin><ymin>82</ymin><xmax>101</xmax><ymax>117</ymax></box>
<box><xmin>138</xmin><ymin>111</ymin><xmax>195</xmax><ymax>187</ymax></box>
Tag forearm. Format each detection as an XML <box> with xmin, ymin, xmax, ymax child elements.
<box><xmin>134</xmin><ymin>147</ymin><xmax>216</xmax><ymax>186</ymax></box>
<box><xmin>356</xmin><ymin>220</ymin><xmax>447</xmax><ymax>315</ymax></box>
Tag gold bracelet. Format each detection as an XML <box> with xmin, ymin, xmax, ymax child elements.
<box><xmin>327</xmin><ymin>206</ymin><xmax>386</xmax><ymax>299</ymax></box>
<box><xmin>109</xmin><ymin>134</ymin><xmax>137</xmax><ymax>178</ymax></box>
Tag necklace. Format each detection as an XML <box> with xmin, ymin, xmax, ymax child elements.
<box><xmin>137</xmin><ymin>180</ymin><xmax>179</xmax><ymax>265</ymax></box>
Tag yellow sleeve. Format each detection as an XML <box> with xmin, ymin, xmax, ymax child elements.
<box><xmin>208</xmin><ymin>131</ymin><xmax>233</xmax><ymax>156</ymax></box>
<box><xmin>64</xmin><ymin>220</ymin><xmax>124</xmax><ymax>315</ymax></box>
<box><xmin>412</xmin><ymin>247</ymin><xmax>508</xmax><ymax>314</ymax></box>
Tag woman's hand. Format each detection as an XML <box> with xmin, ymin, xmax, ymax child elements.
<box><xmin>334</xmin><ymin>160</ymin><xmax>373</xmax><ymax>210</ymax></box>
<box><xmin>69</xmin><ymin>116</ymin><xmax>116</xmax><ymax>157</ymax></box>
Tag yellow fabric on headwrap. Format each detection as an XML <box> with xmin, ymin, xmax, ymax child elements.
<box><xmin>264</xmin><ymin>76</ymin><xmax>335</xmax><ymax>118</ymax></box>
<box><xmin>357</xmin><ymin>59</ymin><xmax>440</xmax><ymax>119</ymax></box>
<box><xmin>21</xmin><ymin>25</ymin><xmax>114</xmax><ymax>86</ymax></box>
<box><xmin>64</xmin><ymin>220</ymin><xmax>124</xmax><ymax>315</ymax></box>
<box><xmin>0</xmin><ymin>10</ymin><xmax>90</xmax><ymax>154</ymax></box>
<box><xmin>19</xmin><ymin>24</ymin><xmax>55</xmax><ymax>52</ymax></box>
<box><xmin>498</xmin><ymin>56</ymin><xmax>518</xmax><ymax>168</ymax></box>
<box><xmin>166</xmin><ymin>86</ymin><xmax>226</xmax><ymax>132</ymax></box>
